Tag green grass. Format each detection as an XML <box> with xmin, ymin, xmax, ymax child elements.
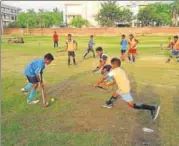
<box><xmin>2</xmin><ymin>35</ymin><xmax>179</xmax><ymax>146</ymax></box>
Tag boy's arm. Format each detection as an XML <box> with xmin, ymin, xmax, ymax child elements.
<box><xmin>74</xmin><ymin>40</ymin><xmax>78</xmax><ymax>50</ymax></box>
<box><xmin>94</xmin><ymin>76</ymin><xmax>108</xmax><ymax>87</ymax></box>
<box><xmin>65</xmin><ymin>41</ymin><xmax>68</xmax><ymax>51</ymax></box>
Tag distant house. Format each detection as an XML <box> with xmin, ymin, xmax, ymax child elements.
<box><xmin>1</xmin><ymin>3</ymin><xmax>21</xmax><ymax>26</ymax></box>
<box><xmin>63</xmin><ymin>1</ymin><xmax>101</xmax><ymax>27</ymax></box>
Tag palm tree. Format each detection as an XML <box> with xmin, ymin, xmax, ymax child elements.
<box><xmin>171</xmin><ymin>0</ymin><xmax>179</xmax><ymax>26</ymax></box>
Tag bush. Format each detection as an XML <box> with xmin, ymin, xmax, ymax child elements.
<box><xmin>70</xmin><ymin>16</ymin><xmax>88</xmax><ymax>28</ymax></box>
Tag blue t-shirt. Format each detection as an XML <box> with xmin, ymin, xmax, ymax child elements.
<box><xmin>121</xmin><ymin>39</ymin><xmax>128</xmax><ymax>50</ymax></box>
<box><xmin>25</xmin><ymin>59</ymin><xmax>45</xmax><ymax>77</ymax></box>
<box><xmin>88</xmin><ymin>39</ymin><xmax>95</xmax><ymax>48</ymax></box>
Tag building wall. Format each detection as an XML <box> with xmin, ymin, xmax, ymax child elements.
<box><xmin>3</xmin><ymin>27</ymin><xmax>179</xmax><ymax>36</ymax></box>
<box><xmin>1</xmin><ymin>4</ymin><xmax>21</xmax><ymax>26</ymax></box>
<box><xmin>63</xmin><ymin>1</ymin><xmax>101</xmax><ymax>27</ymax></box>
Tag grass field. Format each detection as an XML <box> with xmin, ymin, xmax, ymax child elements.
<box><xmin>2</xmin><ymin>35</ymin><xmax>179</xmax><ymax>146</ymax></box>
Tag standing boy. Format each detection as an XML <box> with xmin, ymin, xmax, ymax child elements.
<box><xmin>53</xmin><ymin>31</ymin><xmax>59</xmax><ymax>48</ymax></box>
<box><xmin>84</xmin><ymin>35</ymin><xmax>95</xmax><ymax>59</ymax></box>
<box><xmin>92</xmin><ymin>47</ymin><xmax>111</xmax><ymax>72</ymax></box>
<box><xmin>65</xmin><ymin>34</ymin><xmax>78</xmax><ymax>66</ymax></box>
<box><xmin>128</xmin><ymin>34</ymin><xmax>139</xmax><ymax>63</ymax></box>
<box><xmin>94</xmin><ymin>58</ymin><xmax>160</xmax><ymax>120</ymax></box>
<box><xmin>21</xmin><ymin>53</ymin><xmax>54</xmax><ymax>105</ymax></box>
<box><xmin>120</xmin><ymin>35</ymin><xmax>128</xmax><ymax>61</ymax></box>
<box><xmin>166</xmin><ymin>35</ymin><xmax>179</xmax><ymax>63</ymax></box>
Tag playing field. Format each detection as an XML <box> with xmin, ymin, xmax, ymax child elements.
<box><xmin>2</xmin><ymin>35</ymin><xmax>179</xmax><ymax>146</ymax></box>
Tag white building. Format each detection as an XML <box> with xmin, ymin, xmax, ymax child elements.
<box><xmin>1</xmin><ymin>3</ymin><xmax>21</xmax><ymax>26</ymax></box>
<box><xmin>62</xmin><ymin>1</ymin><xmax>101</xmax><ymax>27</ymax></box>
<box><xmin>62</xmin><ymin>1</ymin><xmax>152</xmax><ymax>27</ymax></box>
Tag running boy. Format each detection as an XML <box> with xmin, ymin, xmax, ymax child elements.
<box><xmin>84</xmin><ymin>35</ymin><xmax>95</xmax><ymax>59</ymax></box>
<box><xmin>92</xmin><ymin>47</ymin><xmax>111</xmax><ymax>72</ymax></box>
<box><xmin>21</xmin><ymin>53</ymin><xmax>54</xmax><ymax>105</ymax></box>
<box><xmin>167</xmin><ymin>37</ymin><xmax>174</xmax><ymax>50</ymax></box>
<box><xmin>166</xmin><ymin>35</ymin><xmax>179</xmax><ymax>63</ymax></box>
<box><xmin>65</xmin><ymin>34</ymin><xmax>78</xmax><ymax>66</ymax></box>
<box><xmin>128</xmin><ymin>34</ymin><xmax>139</xmax><ymax>63</ymax></box>
<box><xmin>120</xmin><ymin>35</ymin><xmax>128</xmax><ymax>61</ymax></box>
<box><xmin>94</xmin><ymin>58</ymin><xmax>160</xmax><ymax>120</ymax></box>
<box><xmin>53</xmin><ymin>31</ymin><xmax>59</xmax><ymax>48</ymax></box>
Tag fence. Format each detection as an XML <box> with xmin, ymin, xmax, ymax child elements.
<box><xmin>3</xmin><ymin>27</ymin><xmax>179</xmax><ymax>36</ymax></box>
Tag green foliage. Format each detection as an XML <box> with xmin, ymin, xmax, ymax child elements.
<box><xmin>10</xmin><ymin>8</ymin><xmax>63</xmax><ymax>28</ymax></box>
<box><xmin>70</xmin><ymin>16</ymin><xmax>88</xmax><ymax>28</ymax></box>
<box><xmin>171</xmin><ymin>0</ymin><xmax>179</xmax><ymax>26</ymax></box>
<box><xmin>138</xmin><ymin>3</ymin><xmax>172</xmax><ymax>26</ymax></box>
<box><xmin>96</xmin><ymin>1</ymin><xmax>132</xmax><ymax>27</ymax></box>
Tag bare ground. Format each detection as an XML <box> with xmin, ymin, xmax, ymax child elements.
<box><xmin>43</xmin><ymin>72</ymin><xmax>161</xmax><ymax>146</ymax></box>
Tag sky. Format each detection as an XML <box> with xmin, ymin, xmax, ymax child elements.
<box><xmin>3</xmin><ymin>1</ymin><xmax>171</xmax><ymax>12</ymax></box>
<box><xmin>3</xmin><ymin>1</ymin><xmax>130</xmax><ymax>12</ymax></box>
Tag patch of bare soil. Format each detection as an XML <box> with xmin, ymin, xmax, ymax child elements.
<box><xmin>45</xmin><ymin>73</ymin><xmax>161</xmax><ymax>146</ymax></box>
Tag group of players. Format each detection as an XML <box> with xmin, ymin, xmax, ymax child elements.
<box><xmin>23</xmin><ymin>32</ymin><xmax>179</xmax><ymax>122</ymax></box>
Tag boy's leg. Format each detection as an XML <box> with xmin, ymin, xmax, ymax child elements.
<box><xmin>23</xmin><ymin>82</ymin><xmax>33</xmax><ymax>92</ymax></box>
<box><xmin>84</xmin><ymin>49</ymin><xmax>90</xmax><ymax>58</ymax></box>
<box><xmin>128</xmin><ymin>54</ymin><xmax>131</xmax><ymax>62</ymax></box>
<box><xmin>28</xmin><ymin>83</ymin><xmax>38</xmax><ymax>102</ymax></box>
<box><xmin>103</xmin><ymin>91</ymin><xmax>119</xmax><ymax>108</ymax></box>
<box><xmin>57</xmin><ymin>42</ymin><xmax>58</xmax><ymax>48</ymax></box>
<box><xmin>132</xmin><ymin>54</ymin><xmax>135</xmax><ymax>63</ymax></box>
<box><xmin>54</xmin><ymin>42</ymin><xmax>55</xmax><ymax>48</ymax></box>
<box><xmin>92</xmin><ymin>49</ymin><xmax>95</xmax><ymax>58</ymax></box>
<box><xmin>68</xmin><ymin>52</ymin><xmax>71</xmax><ymax>66</ymax></box>
<box><xmin>73</xmin><ymin>52</ymin><xmax>76</xmax><ymax>65</ymax></box>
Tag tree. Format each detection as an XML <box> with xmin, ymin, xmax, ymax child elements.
<box><xmin>171</xmin><ymin>0</ymin><xmax>179</xmax><ymax>26</ymax></box>
<box><xmin>96</xmin><ymin>1</ymin><xmax>120</xmax><ymax>27</ymax></box>
<box><xmin>96</xmin><ymin>1</ymin><xmax>132</xmax><ymax>27</ymax></box>
<box><xmin>70</xmin><ymin>16</ymin><xmax>87</xmax><ymax>28</ymax></box>
<box><xmin>14</xmin><ymin>9</ymin><xmax>63</xmax><ymax>28</ymax></box>
<box><xmin>138</xmin><ymin>3</ymin><xmax>172</xmax><ymax>26</ymax></box>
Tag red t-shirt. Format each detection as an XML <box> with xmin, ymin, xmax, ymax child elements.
<box><xmin>53</xmin><ymin>34</ymin><xmax>58</xmax><ymax>42</ymax></box>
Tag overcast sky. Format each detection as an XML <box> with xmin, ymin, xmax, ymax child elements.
<box><xmin>3</xmin><ymin>1</ymin><xmax>171</xmax><ymax>12</ymax></box>
<box><xmin>3</xmin><ymin>1</ymin><xmax>130</xmax><ymax>12</ymax></box>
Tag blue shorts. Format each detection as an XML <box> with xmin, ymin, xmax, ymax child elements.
<box><xmin>26</xmin><ymin>76</ymin><xmax>39</xmax><ymax>84</ymax></box>
<box><xmin>116</xmin><ymin>90</ymin><xmax>133</xmax><ymax>102</ymax></box>
<box><xmin>172</xmin><ymin>50</ymin><xmax>179</xmax><ymax>56</ymax></box>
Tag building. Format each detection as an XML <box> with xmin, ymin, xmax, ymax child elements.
<box><xmin>62</xmin><ymin>1</ymin><xmax>101</xmax><ymax>27</ymax></box>
<box><xmin>1</xmin><ymin>3</ymin><xmax>21</xmax><ymax>26</ymax></box>
<box><xmin>62</xmin><ymin>1</ymin><xmax>152</xmax><ymax>27</ymax></box>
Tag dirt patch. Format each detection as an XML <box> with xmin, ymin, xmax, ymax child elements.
<box><xmin>44</xmin><ymin>73</ymin><xmax>161</xmax><ymax>146</ymax></box>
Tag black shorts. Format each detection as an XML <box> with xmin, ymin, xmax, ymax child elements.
<box><xmin>121</xmin><ymin>50</ymin><xmax>126</xmax><ymax>54</ymax></box>
<box><xmin>68</xmin><ymin>51</ymin><xmax>75</xmax><ymax>57</ymax></box>
<box><xmin>26</xmin><ymin>76</ymin><xmax>39</xmax><ymax>84</ymax></box>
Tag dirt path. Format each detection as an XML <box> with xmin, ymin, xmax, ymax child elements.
<box><xmin>45</xmin><ymin>73</ymin><xmax>161</xmax><ymax>146</ymax></box>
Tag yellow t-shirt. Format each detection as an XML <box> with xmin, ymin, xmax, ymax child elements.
<box><xmin>108</xmin><ymin>67</ymin><xmax>130</xmax><ymax>94</ymax></box>
<box><xmin>66</xmin><ymin>40</ymin><xmax>76</xmax><ymax>51</ymax></box>
<box><xmin>173</xmin><ymin>40</ymin><xmax>179</xmax><ymax>50</ymax></box>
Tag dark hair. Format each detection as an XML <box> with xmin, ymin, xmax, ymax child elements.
<box><xmin>174</xmin><ymin>35</ymin><xmax>178</xmax><ymax>39</ymax></box>
<box><xmin>122</xmin><ymin>34</ymin><xmax>125</xmax><ymax>38</ymax></box>
<box><xmin>96</xmin><ymin>47</ymin><xmax>103</xmax><ymax>52</ymax></box>
<box><xmin>68</xmin><ymin>34</ymin><xmax>72</xmax><ymax>37</ymax></box>
<box><xmin>129</xmin><ymin>34</ymin><xmax>134</xmax><ymax>38</ymax></box>
<box><xmin>44</xmin><ymin>53</ymin><xmax>54</xmax><ymax>61</ymax></box>
<box><xmin>90</xmin><ymin>35</ymin><xmax>93</xmax><ymax>37</ymax></box>
<box><xmin>111</xmin><ymin>58</ymin><xmax>121</xmax><ymax>67</ymax></box>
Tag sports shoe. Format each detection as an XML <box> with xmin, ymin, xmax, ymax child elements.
<box><xmin>102</xmin><ymin>103</ymin><xmax>112</xmax><ymax>109</ymax></box>
<box><xmin>151</xmin><ymin>105</ymin><xmax>160</xmax><ymax>121</ymax></box>
<box><xmin>27</xmin><ymin>100</ymin><xmax>40</xmax><ymax>104</ymax></box>
<box><xmin>21</xmin><ymin>88</ymin><xmax>28</xmax><ymax>95</ymax></box>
